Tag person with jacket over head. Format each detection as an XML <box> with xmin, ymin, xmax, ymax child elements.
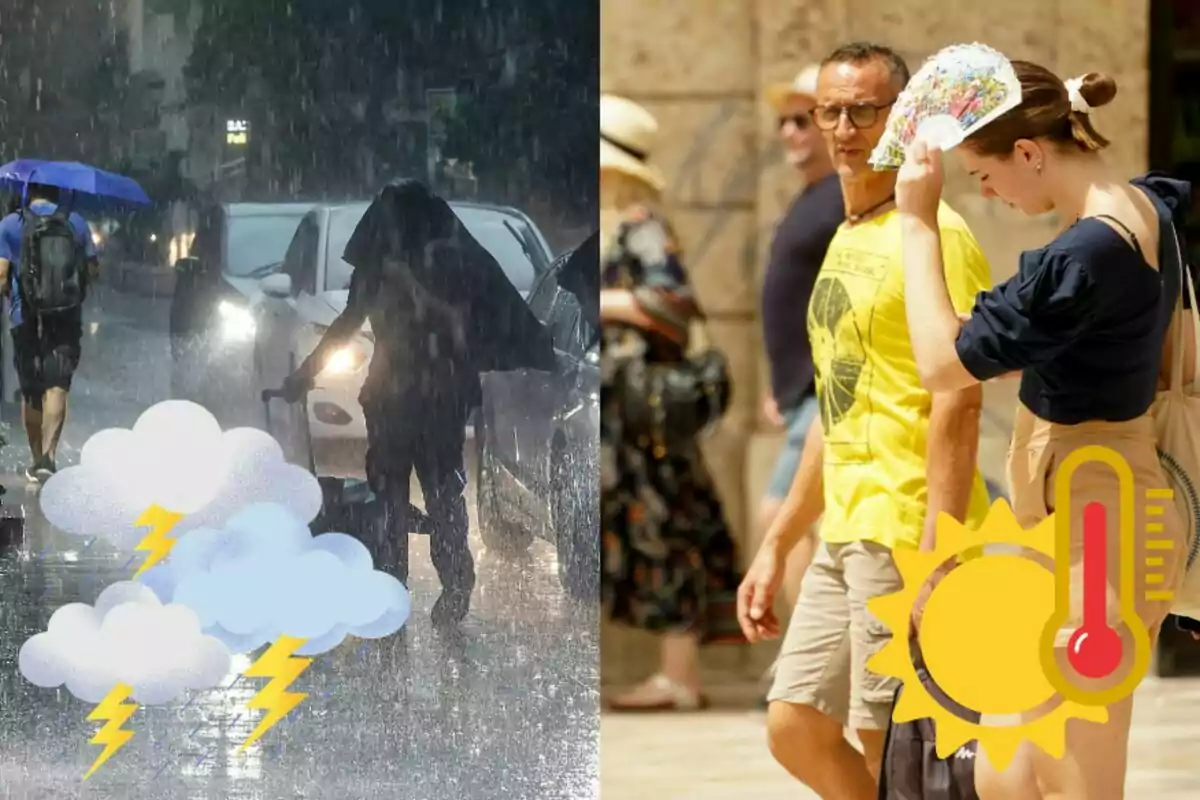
<box><xmin>281</xmin><ymin>179</ymin><xmax>555</xmax><ymax>627</ymax></box>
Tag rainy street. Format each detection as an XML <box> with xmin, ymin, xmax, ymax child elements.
<box><xmin>0</xmin><ymin>283</ymin><xmax>599</xmax><ymax>800</ymax></box>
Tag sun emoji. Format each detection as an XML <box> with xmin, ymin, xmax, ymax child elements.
<box><xmin>867</xmin><ymin>500</ymin><xmax>1108</xmax><ymax>772</ymax></box>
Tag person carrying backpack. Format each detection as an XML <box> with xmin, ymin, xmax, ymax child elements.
<box><xmin>0</xmin><ymin>183</ymin><xmax>98</xmax><ymax>482</ymax></box>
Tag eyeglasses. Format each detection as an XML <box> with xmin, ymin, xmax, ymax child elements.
<box><xmin>810</xmin><ymin>102</ymin><xmax>895</xmax><ymax>131</ymax></box>
<box><xmin>777</xmin><ymin>114</ymin><xmax>812</xmax><ymax>131</ymax></box>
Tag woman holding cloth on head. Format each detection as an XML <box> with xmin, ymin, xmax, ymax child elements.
<box><xmin>894</xmin><ymin>61</ymin><xmax>1193</xmax><ymax>799</ymax></box>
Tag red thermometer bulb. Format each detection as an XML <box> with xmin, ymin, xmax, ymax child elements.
<box><xmin>1066</xmin><ymin>502</ymin><xmax>1123</xmax><ymax>679</ymax></box>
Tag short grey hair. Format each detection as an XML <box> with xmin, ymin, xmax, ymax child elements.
<box><xmin>821</xmin><ymin>42</ymin><xmax>911</xmax><ymax>93</ymax></box>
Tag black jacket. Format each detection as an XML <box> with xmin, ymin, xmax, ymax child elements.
<box><xmin>297</xmin><ymin>180</ymin><xmax>555</xmax><ymax>405</ymax></box>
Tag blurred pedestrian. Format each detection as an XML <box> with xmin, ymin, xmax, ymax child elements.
<box><xmin>0</xmin><ymin>183</ymin><xmax>98</xmax><ymax>483</ymax></box>
<box><xmin>758</xmin><ymin>63</ymin><xmax>845</xmax><ymax>640</ymax></box>
<box><xmin>896</xmin><ymin>62</ymin><xmax>1191</xmax><ymax>800</ymax></box>
<box><xmin>599</xmin><ymin>94</ymin><xmax>744</xmax><ymax>712</ymax></box>
<box><xmin>736</xmin><ymin>42</ymin><xmax>992</xmax><ymax>797</ymax></box>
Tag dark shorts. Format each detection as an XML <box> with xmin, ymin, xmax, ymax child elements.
<box><xmin>12</xmin><ymin>310</ymin><xmax>83</xmax><ymax>404</ymax></box>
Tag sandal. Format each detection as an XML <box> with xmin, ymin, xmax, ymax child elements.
<box><xmin>606</xmin><ymin>673</ymin><xmax>709</xmax><ymax>713</ymax></box>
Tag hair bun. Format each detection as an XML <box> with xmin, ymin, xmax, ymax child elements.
<box><xmin>1078</xmin><ymin>72</ymin><xmax>1117</xmax><ymax>109</ymax></box>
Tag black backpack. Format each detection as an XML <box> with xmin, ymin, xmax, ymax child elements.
<box><xmin>19</xmin><ymin>204</ymin><xmax>86</xmax><ymax>315</ymax></box>
<box><xmin>878</xmin><ymin>652</ymin><xmax>981</xmax><ymax>800</ymax></box>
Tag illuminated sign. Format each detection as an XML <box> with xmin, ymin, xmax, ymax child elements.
<box><xmin>226</xmin><ymin>119</ymin><xmax>249</xmax><ymax>145</ymax></box>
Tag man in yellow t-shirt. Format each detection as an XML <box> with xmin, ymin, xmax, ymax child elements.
<box><xmin>810</xmin><ymin>203</ymin><xmax>991</xmax><ymax>548</ymax></box>
<box><xmin>736</xmin><ymin>43</ymin><xmax>992</xmax><ymax>798</ymax></box>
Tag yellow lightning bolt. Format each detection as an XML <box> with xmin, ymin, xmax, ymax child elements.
<box><xmin>83</xmin><ymin>683</ymin><xmax>139</xmax><ymax>780</ymax></box>
<box><xmin>238</xmin><ymin>635</ymin><xmax>312</xmax><ymax>752</ymax></box>
<box><xmin>132</xmin><ymin>504</ymin><xmax>184</xmax><ymax>577</ymax></box>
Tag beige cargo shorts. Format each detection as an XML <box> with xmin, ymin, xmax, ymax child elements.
<box><xmin>766</xmin><ymin>539</ymin><xmax>903</xmax><ymax>731</ymax></box>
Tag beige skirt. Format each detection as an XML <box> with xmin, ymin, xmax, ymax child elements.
<box><xmin>1008</xmin><ymin>404</ymin><xmax>1188</xmax><ymax>675</ymax></box>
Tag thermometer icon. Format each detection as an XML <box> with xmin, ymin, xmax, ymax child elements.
<box><xmin>1039</xmin><ymin>446</ymin><xmax>1161</xmax><ymax>707</ymax></box>
<box><xmin>1067</xmin><ymin>501</ymin><xmax>1123</xmax><ymax>679</ymax></box>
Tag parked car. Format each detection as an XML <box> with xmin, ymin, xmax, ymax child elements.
<box><xmin>253</xmin><ymin>200</ymin><xmax>553</xmax><ymax>479</ymax></box>
<box><xmin>169</xmin><ymin>202</ymin><xmax>314</xmax><ymax>427</ymax></box>
<box><xmin>474</xmin><ymin>246</ymin><xmax>600</xmax><ymax>599</ymax></box>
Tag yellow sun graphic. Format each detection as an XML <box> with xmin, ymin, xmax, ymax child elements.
<box><xmin>867</xmin><ymin>500</ymin><xmax>1109</xmax><ymax>772</ymax></box>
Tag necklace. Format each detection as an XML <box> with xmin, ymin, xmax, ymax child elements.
<box><xmin>847</xmin><ymin>193</ymin><xmax>896</xmax><ymax>224</ymax></box>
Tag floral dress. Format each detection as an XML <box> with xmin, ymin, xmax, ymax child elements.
<box><xmin>600</xmin><ymin>209</ymin><xmax>744</xmax><ymax>644</ymax></box>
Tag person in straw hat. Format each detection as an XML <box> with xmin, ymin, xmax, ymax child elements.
<box><xmin>598</xmin><ymin>94</ymin><xmax>665</xmax><ymax>247</ymax></box>
<box><xmin>599</xmin><ymin>94</ymin><xmax>745</xmax><ymax>712</ymax></box>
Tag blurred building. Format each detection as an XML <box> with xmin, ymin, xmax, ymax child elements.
<box><xmin>601</xmin><ymin>0</ymin><xmax>1193</xmax><ymax>687</ymax></box>
<box><xmin>0</xmin><ymin>0</ymin><xmax>126</xmax><ymax>164</ymax></box>
<box><xmin>120</xmin><ymin>0</ymin><xmax>213</xmax><ymax>184</ymax></box>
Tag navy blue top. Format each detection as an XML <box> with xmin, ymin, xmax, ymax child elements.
<box><xmin>761</xmin><ymin>173</ymin><xmax>844</xmax><ymax>410</ymax></box>
<box><xmin>955</xmin><ymin>174</ymin><xmax>1192</xmax><ymax>424</ymax></box>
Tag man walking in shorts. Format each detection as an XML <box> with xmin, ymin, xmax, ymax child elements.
<box><xmin>737</xmin><ymin>43</ymin><xmax>992</xmax><ymax>798</ymax></box>
<box><xmin>0</xmin><ymin>184</ymin><xmax>97</xmax><ymax>482</ymax></box>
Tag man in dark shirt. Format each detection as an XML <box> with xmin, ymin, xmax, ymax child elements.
<box><xmin>759</xmin><ymin>65</ymin><xmax>845</xmax><ymax>604</ymax></box>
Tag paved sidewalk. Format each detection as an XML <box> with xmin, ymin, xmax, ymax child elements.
<box><xmin>602</xmin><ymin>709</ymin><xmax>813</xmax><ymax>800</ymax></box>
<box><xmin>600</xmin><ymin>677</ymin><xmax>1200</xmax><ymax>799</ymax></box>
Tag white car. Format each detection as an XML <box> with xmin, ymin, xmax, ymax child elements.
<box><xmin>253</xmin><ymin>201</ymin><xmax>553</xmax><ymax>478</ymax></box>
<box><xmin>475</xmin><ymin>245</ymin><xmax>600</xmax><ymax>598</ymax></box>
<box><xmin>170</xmin><ymin>202</ymin><xmax>315</xmax><ymax>428</ymax></box>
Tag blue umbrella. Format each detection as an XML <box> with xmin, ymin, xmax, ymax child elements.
<box><xmin>0</xmin><ymin>160</ymin><xmax>151</xmax><ymax>210</ymax></box>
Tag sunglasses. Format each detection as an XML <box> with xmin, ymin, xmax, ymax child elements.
<box><xmin>777</xmin><ymin>114</ymin><xmax>813</xmax><ymax>131</ymax></box>
<box><xmin>810</xmin><ymin>102</ymin><xmax>895</xmax><ymax>131</ymax></box>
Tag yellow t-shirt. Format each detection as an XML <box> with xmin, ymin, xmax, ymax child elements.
<box><xmin>807</xmin><ymin>203</ymin><xmax>992</xmax><ymax>550</ymax></box>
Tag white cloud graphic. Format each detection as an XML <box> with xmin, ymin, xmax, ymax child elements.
<box><xmin>18</xmin><ymin>581</ymin><xmax>232</xmax><ymax>705</ymax></box>
<box><xmin>39</xmin><ymin>401</ymin><xmax>322</xmax><ymax>549</ymax></box>
<box><xmin>139</xmin><ymin>503</ymin><xmax>410</xmax><ymax>657</ymax></box>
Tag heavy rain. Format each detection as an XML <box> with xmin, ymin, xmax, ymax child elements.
<box><xmin>0</xmin><ymin>1</ymin><xmax>598</xmax><ymax>798</ymax></box>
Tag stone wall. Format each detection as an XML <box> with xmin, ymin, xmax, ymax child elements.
<box><xmin>599</xmin><ymin>0</ymin><xmax>1150</xmax><ymax>686</ymax></box>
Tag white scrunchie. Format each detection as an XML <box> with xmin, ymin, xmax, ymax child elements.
<box><xmin>1064</xmin><ymin>76</ymin><xmax>1090</xmax><ymax>114</ymax></box>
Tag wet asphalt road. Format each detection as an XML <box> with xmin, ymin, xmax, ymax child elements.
<box><xmin>0</xmin><ymin>285</ymin><xmax>599</xmax><ymax>799</ymax></box>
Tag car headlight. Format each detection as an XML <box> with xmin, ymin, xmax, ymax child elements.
<box><xmin>320</xmin><ymin>343</ymin><xmax>367</xmax><ymax>375</ymax></box>
<box><xmin>217</xmin><ymin>300</ymin><xmax>256</xmax><ymax>341</ymax></box>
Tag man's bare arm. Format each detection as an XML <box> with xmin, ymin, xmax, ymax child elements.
<box><xmin>922</xmin><ymin>385</ymin><xmax>983</xmax><ymax>552</ymax></box>
<box><xmin>762</xmin><ymin>415</ymin><xmax>825</xmax><ymax>558</ymax></box>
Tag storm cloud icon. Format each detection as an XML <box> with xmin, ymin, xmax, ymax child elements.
<box><xmin>18</xmin><ymin>581</ymin><xmax>231</xmax><ymax>705</ymax></box>
<box><xmin>139</xmin><ymin>502</ymin><xmax>411</xmax><ymax>656</ymax></box>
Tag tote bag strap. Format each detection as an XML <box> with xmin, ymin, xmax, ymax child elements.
<box><xmin>1157</xmin><ymin>200</ymin><xmax>1199</xmax><ymax>394</ymax></box>
<box><xmin>1167</xmin><ymin>218</ymin><xmax>1187</xmax><ymax>393</ymax></box>
<box><xmin>1185</xmin><ymin>259</ymin><xmax>1200</xmax><ymax>393</ymax></box>
<box><xmin>1168</xmin><ymin>226</ymin><xmax>1200</xmax><ymax>393</ymax></box>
